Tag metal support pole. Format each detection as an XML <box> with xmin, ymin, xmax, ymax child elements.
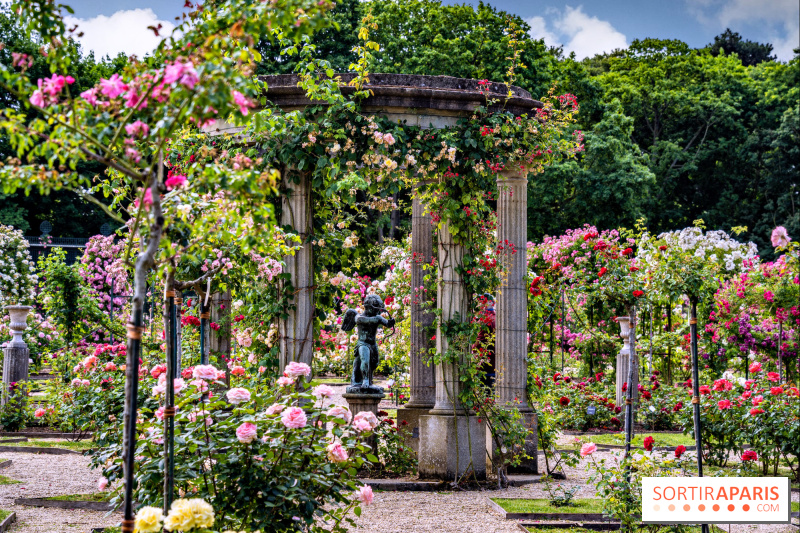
<box><xmin>163</xmin><ymin>289</ymin><xmax>177</xmax><ymax>513</ymax></box>
<box><xmin>110</xmin><ymin>286</ymin><xmax>114</xmax><ymax>344</ymax></box>
<box><xmin>560</xmin><ymin>289</ymin><xmax>566</xmax><ymax>372</ymax></box>
<box><xmin>121</xmin><ymin>310</ymin><xmax>144</xmax><ymax>533</ymax></box>
<box><xmin>690</xmin><ymin>300</ymin><xmax>709</xmax><ymax>533</ymax></box>
<box><xmin>777</xmin><ymin>320</ymin><xmax>783</xmax><ymax>383</ymax></box>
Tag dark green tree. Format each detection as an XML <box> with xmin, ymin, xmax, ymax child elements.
<box><xmin>708</xmin><ymin>28</ymin><xmax>776</xmax><ymax>67</ymax></box>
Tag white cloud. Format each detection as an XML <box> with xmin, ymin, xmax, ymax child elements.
<box><xmin>526</xmin><ymin>6</ymin><xmax>628</xmax><ymax>59</ymax></box>
<box><xmin>64</xmin><ymin>9</ymin><xmax>174</xmax><ymax>59</ymax></box>
<box><xmin>526</xmin><ymin>15</ymin><xmax>560</xmax><ymax>49</ymax></box>
<box><xmin>771</xmin><ymin>24</ymin><xmax>800</xmax><ymax>62</ymax></box>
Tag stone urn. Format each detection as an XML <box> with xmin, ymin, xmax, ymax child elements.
<box><xmin>3</xmin><ymin>305</ymin><xmax>32</xmax><ymax>404</ymax></box>
<box><xmin>3</xmin><ymin>305</ymin><xmax>32</xmax><ymax>348</ymax></box>
<box><xmin>615</xmin><ymin>316</ymin><xmax>638</xmax><ymax>407</ymax></box>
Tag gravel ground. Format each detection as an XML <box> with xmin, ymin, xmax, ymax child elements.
<box><xmin>0</xmin><ymin>452</ymin><xmax>120</xmax><ymax>533</ymax></box>
<box><xmin>0</xmin><ymin>422</ymin><xmax>794</xmax><ymax>533</ymax></box>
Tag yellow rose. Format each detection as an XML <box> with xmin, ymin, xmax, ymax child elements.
<box><xmin>163</xmin><ymin>499</ymin><xmax>195</xmax><ymax>531</ymax></box>
<box><xmin>134</xmin><ymin>506</ymin><xmax>163</xmax><ymax>533</ymax></box>
<box><xmin>187</xmin><ymin>498</ymin><xmax>215</xmax><ymax>529</ymax></box>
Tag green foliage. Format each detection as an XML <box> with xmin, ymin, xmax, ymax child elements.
<box><xmin>0</xmin><ymin>382</ymin><xmax>31</xmax><ymax>431</ymax></box>
<box><xmin>708</xmin><ymin>28</ymin><xmax>776</xmax><ymax>67</ymax></box>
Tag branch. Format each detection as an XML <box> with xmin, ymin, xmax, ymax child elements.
<box><xmin>174</xmin><ymin>266</ymin><xmax>223</xmax><ymax>292</ymax></box>
<box><xmin>79</xmin><ymin>145</ymin><xmax>147</xmax><ymax>182</ymax></box>
<box><xmin>68</xmin><ymin>187</ymin><xmax>126</xmax><ymax>224</ymax></box>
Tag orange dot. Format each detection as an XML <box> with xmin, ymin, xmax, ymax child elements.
<box><xmin>654</xmin><ymin>505</ymin><xmax>661</xmax><ymax>512</ymax></box>
<box><xmin>683</xmin><ymin>504</ymin><xmax>691</xmax><ymax>512</ymax></box>
<box><xmin>699</xmin><ymin>504</ymin><xmax>706</xmax><ymax>512</ymax></box>
<box><xmin>743</xmin><ymin>504</ymin><xmax>750</xmax><ymax>512</ymax></box>
<box><xmin>728</xmin><ymin>504</ymin><xmax>735</xmax><ymax>512</ymax></box>
<box><xmin>713</xmin><ymin>504</ymin><xmax>720</xmax><ymax>512</ymax></box>
<box><xmin>669</xmin><ymin>504</ymin><xmax>676</xmax><ymax>512</ymax></box>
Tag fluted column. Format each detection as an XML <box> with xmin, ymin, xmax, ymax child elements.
<box><xmin>430</xmin><ymin>221</ymin><xmax>467</xmax><ymax>414</ymax></box>
<box><xmin>495</xmin><ymin>170</ymin><xmax>531</xmax><ymax>412</ymax></box>
<box><xmin>407</xmin><ymin>191</ymin><xmax>436</xmax><ymax>408</ymax></box>
<box><xmin>279</xmin><ymin>168</ymin><xmax>314</xmax><ymax>375</ymax></box>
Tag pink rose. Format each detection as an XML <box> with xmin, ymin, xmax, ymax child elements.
<box><xmin>353</xmin><ymin>411</ymin><xmax>378</xmax><ymax>430</ymax></box>
<box><xmin>277</xmin><ymin>376</ymin><xmax>295</xmax><ymax>387</ymax></box>
<box><xmin>281</xmin><ymin>407</ymin><xmax>308</xmax><ymax>429</ymax></box>
<box><xmin>717</xmin><ymin>400</ymin><xmax>732</xmax><ymax>410</ymax></box>
<box><xmin>236</xmin><ymin>422</ymin><xmax>258</xmax><ymax>444</ymax></box>
<box><xmin>98</xmin><ymin>477</ymin><xmax>108</xmax><ymax>491</ymax></box>
<box><xmin>771</xmin><ymin>226</ymin><xmax>790</xmax><ymax>248</ymax></box>
<box><xmin>173</xmin><ymin>378</ymin><xmax>186</xmax><ymax>394</ymax></box>
<box><xmin>104</xmin><ymin>362</ymin><xmax>117</xmax><ymax>371</ymax></box>
<box><xmin>580</xmin><ymin>442</ymin><xmax>597</xmax><ymax>457</ymax></box>
<box><xmin>192</xmin><ymin>364</ymin><xmax>218</xmax><ymax>380</ymax></box>
<box><xmin>83</xmin><ymin>355</ymin><xmax>98</xmax><ymax>369</ymax></box>
<box><xmin>284</xmin><ymin>361</ymin><xmax>311</xmax><ymax>379</ymax></box>
<box><xmin>226</xmin><ymin>387</ymin><xmax>251</xmax><ymax>405</ymax></box>
<box><xmin>352</xmin><ymin>418</ymin><xmax>372</xmax><ymax>432</ymax></box>
<box><xmin>326</xmin><ymin>442</ymin><xmax>349</xmax><ymax>463</ymax></box>
<box><xmin>748</xmin><ymin>362</ymin><xmax>762</xmax><ymax>373</ymax></box>
<box><xmin>81</xmin><ymin>379</ymin><xmax>90</xmax><ymax>387</ymax></box>
<box><xmin>216</xmin><ymin>370</ymin><xmax>227</xmax><ymax>380</ymax></box>
<box><xmin>151</xmin><ymin>364</ymin><xmax>167</xmax><ymax>379</ymax></box>
<box><xmin>230</xmin><ymin>365</ymin><xmax>245</xmax><ymax>377</ymax></box>
<box><xmin>356</xmin><ymin>485</ymin><xmax>374</xmax><ymax>505</ymax></box>
<box><xmin>34</xmin><ymin>408</ymin><xmax>46</xmax><ymax>418</ymax></box>
<box><xmin>313</xmin><ymin>384</ymin><xmax>335</xmax><ymax>399</ymax></box>
<box><xmin>752</xmin><ymin>395</ymin><xmax>764</xmax><ymax>406</ymax></box>
<box><xmin>265</xmin><ymin>403</ymin><xmax>284</xmax><ymax>415</ymax></box>
<box><xmin>766</xmin><ymin>372</ymin><xmax>779</xmax><ymax>382</ymax></box>
<box><xmin>190</xmin><ymin>379</ymin><xmax>208</xmax><ymax>392</ymax></box>
<box><xmin>326</xmin><ymin>405</ymin><xmax>352</xmax><ymax>424</ymax></box>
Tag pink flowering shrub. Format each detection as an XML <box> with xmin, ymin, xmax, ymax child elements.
<box><xmin>92</xmin><ymin>370</ymin><xmax>375</xmax><ymax>530</ymax></box>
<box><xmin>79</xmin><ymin>235</ymin><xmax>130</xmax><ymax>313</ymax></box>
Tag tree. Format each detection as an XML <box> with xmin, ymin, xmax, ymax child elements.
<box><xmin>708</xmin><ymin>28</ymin><xmax>776</xmax><ymax>67</ymax></box>
<box><xmin>527</xmin><ymin>99</ymin><xmax>655</xmax><ymax>237</ymax></box>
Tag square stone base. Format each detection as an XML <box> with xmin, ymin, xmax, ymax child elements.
<box><xmin>418</xmin><ymin>414</ymin><xmax>486</xmax><ymax>481</ymax></box>
<box><xmin>396</xmin><ymin>406</ymin><xmax>431</xmax><ymax>455</ymax></box>
<box><xmin>485</xmin><ymin>411</ymin><xmax>539</xmax><ymax>475</ymax></box>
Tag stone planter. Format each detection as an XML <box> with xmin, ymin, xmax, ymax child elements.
<box><xmin>615</xmin><ymin>317</ymin><xmax>638</xmax><ymax>407</ymax></box>
<box><xmin>3</xmin><ymin>305</ymin><xmax>32</xmax><ymax>405</ymax></box>
<box><xmin>3</xmin><ymin>305</ymin><xmax>32</xmax><ymax>348</ymax></box>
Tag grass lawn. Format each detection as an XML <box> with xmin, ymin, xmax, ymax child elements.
<box><xmin>582</xmin><ymin>433</ymin><xmax>695</xmax><ymax>448</ymax></box>
<box><xmin>0</xmin><ymin>509</ymin><xmax>10</xmax><ymax>521</ymax></box>
<box><xmin>5</xmin><ymin>439</ymin><xmax>94</xmax><ymax>452</ymax></box>
<box><xmin>792</xmin><ymin>502</ymin><xmax>798</xmax><ymax>512</ymax></box>
<box><xmin>309</xmin><ymin>378</ymin><xmax>348</xmax><ymax>386</ymax></box>
<box><xmin>493</xmin><ymin>498</ymin><xmax>605</xmax><ymax>514</ymax></box>
<box><xmin>0</xmin><ymin>475</ymin><xmax>19</xmax><ymax>485</ymax></box>
<box><xmin>45</xmin><ymin>493</ymin><xmax>109</xmax><ymax>502</ymax></box>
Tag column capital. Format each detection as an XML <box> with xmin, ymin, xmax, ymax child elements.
<box><xmin>497</xmin><ymin>168</ymin><xmax>528</xmax><ymax>183</ymax></box>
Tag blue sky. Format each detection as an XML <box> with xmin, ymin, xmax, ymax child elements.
<box><xmin>58</xmin><ymin>0</ymin><xmax>799</xmax><ymax>62</ymax></box>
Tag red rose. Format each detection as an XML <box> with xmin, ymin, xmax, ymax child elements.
<box><xmin>598</xmin><ymin>267</ymin><xmax>608</xmax><ymax>277</ymax></box>
<box><xmin>559</xmin><ymin>396</ymin><xmax>570</xmax><ymax>406</ymax></box>
<box><xmin>674</xmin><ymin>445</ymin><xmax>686</xmax><ymax>459</ymax></box>
<box><xmin>644</xmin><ymin>436</ymin><xmax>655</xmax><ymax>451</ymax></box>
<box><xmin>673</xmin><ymin>401</ymin><xmax>683</xmax><ymax>412</ymax></box>
<box><xmin>770</xmin><ymin>387</ymin><xmax>783</xmax><ymax>395</ymax></box>
<box><xmin>642</xmin><ymin>391</ymin><xmax>652</xmax><ymax>399</ymax></box>
<box><xmin>622</xmin><ymin>247</ymin><xmax>633</xmax><ymax>256</ymax></box>
<box><xmin>621</xmin><ymin>382</ymin><xmax>627</xmax><ymax>392</ymax></box>
<box><xmin>659</xmin><ymin>245</ymin><xmax>667</xmax><ymax>251</ymax></box>
<box><xmin>614</xmin><ymin>406</ymin><xmax>622</xmax><ymax>414</ymax></box>
<box><xmin>633</xmin><ymin>290</ymin><xmax>644</xmax><ymax>298</ymax></box>
<box><xmin>766</xmin><ymin>372</ymin><xmax>779</xmax><ymax>382</ymax></box>
<box><xmin>741</xmin><ymin>450</ymin><xmax>758</xmax><ymax>461</ymax></box>
<box><xmin>630</xmin><ymin>266</ymin><xmax>639</xmax><ymax>272</ymax></box>
<box><xmin>700</xmin><ymin>385</ymin><xmax>711</xmax><ymax>395</ymax></box>
<box><xmin>750</xmin><ymin>408</ymin><xmax>764</xmax><ymax>416</ymax></box>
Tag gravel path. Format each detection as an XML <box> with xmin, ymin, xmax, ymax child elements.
<box><xmin>0</xmin><ymin>434</ymin><xmax>794</xmax><ymax>533</ymax></box>
<box><xmin>0</xmin><ymin>452</ymin><xmax>120</xmax><ymax>533</ymax></box>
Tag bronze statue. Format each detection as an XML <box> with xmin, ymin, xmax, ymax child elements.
<box><xmin>341</xmin><ymin>294</ymin><xmax>395</xmax><ymax>394</ymax></box>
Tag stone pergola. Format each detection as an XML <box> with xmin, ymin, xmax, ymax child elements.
<box><xmin>206</xmin><ymin>73</ymin><xmax>539</xmax><ymax>480</ymax></box>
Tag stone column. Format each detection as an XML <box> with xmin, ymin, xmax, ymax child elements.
<box><xmin>210</xmin><ymin>290</ymin><xmax>231</xmax><ymax>384</ymax></box>
<box><xmin>279</xmin><ymin>168</ymin><xmax>314</xmax><ymax>376</ymax></box>
<box><xmin>491</xmin><ymin>169</ymin><xmax>537</xmax><ymax>475</ymax></box>
<box><xmin>418</xmin><ymin>222</ymin><xmax>485</xmax><ymax>480</ymax></box>
<box><xmin>406</xmin><ymin>191</ymin><xmax>436</xmax><ymax>409</ymax></box>
<box><xmin>398</xmin><ymin>189</ymin><xmax>437</xmax><ymax>454</ymax></box>
<box><xmin>2</xmin><ymin>305</ymin><xmax>32</xmax><ymax>405</ymax></box>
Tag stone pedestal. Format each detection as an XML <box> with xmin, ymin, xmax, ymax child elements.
<box><xmin>279</xmin><ymin>168</ymin><xmax>314</xmax><ymax>375</ymax></box>
<box><xmin>419</xmin><ymin>414</ymin><xmax>485</xmax><ymax>480</ymax></box>
<box><xmin>615</xmin><ymin>317</ymin><xmax>638</xmax><ymax>407</ymax></box>
<box><xmin>2</xmin><ymin>305</ymin><xmax>32</xmax><ymax>405</ymax></box>
<box><xmin>396</xmin><ymin>406</ymin><xmax>429</xmax><ymax>454</ymax></box>
<box><xmin>342</xmin><ymin>393</ymin><xmax>384</xmax><ymax>417</ymax></box>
